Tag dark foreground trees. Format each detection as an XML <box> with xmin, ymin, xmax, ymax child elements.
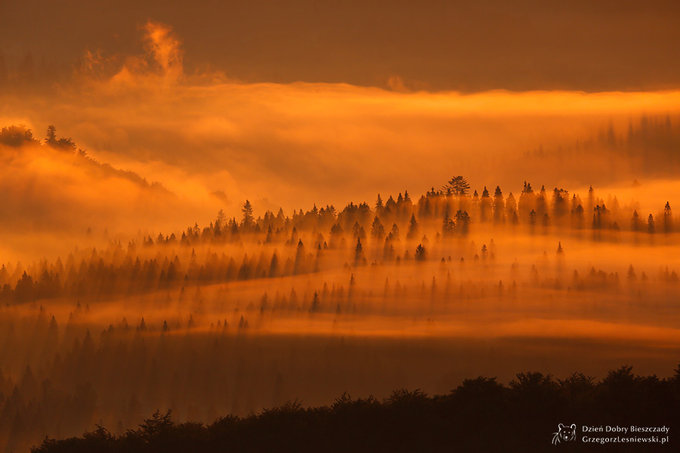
<box><xmin>33</xmin><ymin>365</ymin><xmax>680</xmax><ymax>453</ymax></box>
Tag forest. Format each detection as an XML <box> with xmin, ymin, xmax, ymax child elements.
<box><xmin>3</xmin><ymin>7</ymin><xmax>680</xmax><ymax>451</ymax></box>
<box><xmin>31</xmin><ymin>365</ymin><xmax>680</xmax><ymax>452</ymax></box>
<box><xmin>0</xmin><ymin>124</ymin><xmax>679</xmax><ymax>452</ymax></box>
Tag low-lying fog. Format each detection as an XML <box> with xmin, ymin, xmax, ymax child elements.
<box><xmin>1</xmin><ymin>182</ymin><xmax>679</xmax><ymax>451</ymax></box>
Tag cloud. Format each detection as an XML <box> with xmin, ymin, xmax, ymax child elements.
<box><xmin>32</xmin><ymin>80</ymin><xmax>679</xmax><ymax>205</ymax></box>
<box><xmin>0</xmin><ymin>132</ymin><xmax>226</xmax><ymax>254</ymax></box>
<box><xmin>76</xmin><ymin>20</ymin><xmax>186</xmax><ymax>88</ymax></box>
<box><xmin>2</xmin><ymin>21</ymin><xmax>680</xmax><ymax>251</ymax></box>
<box><xmin>141</xmin><ymin>21</ymin><xmax>183</xmax><ymax>80</ymax></box>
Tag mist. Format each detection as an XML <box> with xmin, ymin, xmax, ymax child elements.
<box><xmin>1</xmin><ymin>175</ymin><xmax>680</xmax><ymax>450</ymax></box>
<box><xmin>2</xmin><ymin>22</ymin><xmax>680</xmax><ymax>232</ymax></box>
<box><xmin>1</xmin><ymin>15</ymin><xmax>680</xmax><ymax>453</ymax></box>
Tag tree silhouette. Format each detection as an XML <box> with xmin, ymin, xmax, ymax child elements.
<box><xmin>415</xmin><ymin>244</ymin><xmax>426</xmax><ymax>261</ymax></box>
<box><xmin>375</xmin><ymin>194</ymin><xmax>384</xmax><ymax>212</ymax></box>
<box><xmin>664</xmin><ymin>202</ymin><xmax>673</xmax><ymax>233</ymax></box>
<box><xmin>45</xmin><ymin>125</ymin><xmax>57</xmax><ymax>145</ymax></box>
<box><xmin>370</xmin><ymin>216</ymin><xmax>385</xmax><ymax>240</ymax></box>
<box><xmin>407</xmin><ymin>214</ymin><xmax>419</xmax><ymax>239</ymax></box>
<box><xmin>241</xmin><ymin>200</ymin><xmax>254</xmax><ymax>228</ymax></box>
<box><xmin>31</xmin><ymin>364</ymin><xmax>680</xmax><ymax>453</ymax></box>
<box><xmin>443</xmin><ymin>176</ymin><xmax>470</xmax><ymax>196</ymax></box>
<box><xmin>44</xmin><ymin>125</ymin><xmax>76</xmax><ymax>150</ymax></box>
<box><xmin>631</xmin><ymin>210</ymin><xmax>641</xmax><ymax>231</ymax></box>
<box><xmin>493</xmin><ymin>186</ymin><xmax>504</xmax><ymax>223</ymax></box>
<box><xmin>354</xmin><ymin>238</ymin><xmax>364</xmax><ymax>264</ymax></box>
<box><xmin>0</xmin><ymin>125</ymin><xmax>35</xmax><ymax>147</ymax></box>
<box><xmin>454</xmin><ymin>210</ymin><xmax>470</xmax><ymax>234</ymax></box>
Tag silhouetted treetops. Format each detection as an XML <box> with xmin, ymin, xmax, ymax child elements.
<box><xmin>0</xmin><ymin>177</ymin><xmax>676</xmax><ymax>305</ymax></box>
<box><xmin>0</xmin><ymin>125</ymin><xmax>36</xmax><ymax>147</ymax></box>
<box><xmin>0</xmin><ymin>174</ymin><xmax>677</xmax><ymax>452</ymax></box>
<box><xmin>0</xmin><ymin>125</ymin><xmax>75</xmax><ymax>150</ymax></box>
<box><xmin>0</xmin><ymin>124</ymin><xmax>169</xmax><ymax>198</ymax></box>
<box><xmin>32</xmin><ymin>364</ymin><xmax>680</xmax><ymax>453</ymax></box>
<box><xmin>2</xmin><ymin>121</ymin><xmax>680</xmax><ymax>453</ymax></box>
<box><xmin>0</xmin><ymin>124</ymin><xmax>676</xmax><ymax>240</ymax></box>
<box><xmin>156</xmin><ymin>181</ymin><xmax>674</xmax><ymax>249</ymax></box>
<box><xmin>523</xmin><ymin>114</ymin><xmax>680</xmax><ymax>181</ymax></box>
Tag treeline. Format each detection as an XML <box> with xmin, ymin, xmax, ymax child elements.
<box><xmin>170</xmin><ymin>180</ymin><xmax>674</xmax><ymax>252</ymax></box>
<box><xmin>0</xmin><ymin>125</ymin><xmax>75</xmax><ymax>150</ymax></box>
<box><xmin>0</xmin><ymin>125</ymin><xmax>168</xmax><ymax>195</ymax></box>
<box><xmin>525</xmin><ymin>115</ymin><xmax>680</xmax><ymax>180</ymax></box>
<box><xmin>605</xmin><ymin>115</ymin><xmax>680</xmax><ymax>172</ymax></box>
<box><xmin>2</xmin><ymin>124</ymin><xmax>676</xmax><ymax>240</ymax></box>
<box><xmin>2</xmin><ymin>228</ymin><xmax>677</xmax><ymax>307</ymax></box>
<box><xmin>0</xmin><ymin>237</ymin><xmax>363</xmax><ymax>304</ymax></box>
<box><xmin>32</xmin><ymin>364</ymin><xmax>680</xmax><ymax>453</ymax></box>
<box><xmin>0</xmin><ymin>174</ymin><xmax>676</xmax><ymax>305</ymax></box>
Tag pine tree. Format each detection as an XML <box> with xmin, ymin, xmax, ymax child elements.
<box><xmin>407</xmin><ymin>214</ymin><xmax>419</xmax><ymax>239</ymax></box>
<box><xmin>415</xmin><ymin>244</ymin><xmax>427</xmax><ymax>261</ymax></box>
<box><xmin>371</xmin><ymin>216</ymin><xmax>385</xmax><ymax>240</ymax></box>
<box><xmin>444</xmin><ymin>176</ymin><xmax>470</xmax><ymax>196</ymax></box>
<box><xmin>241</xmin><ymin>200</ymin><xmax>254</xmax><ymax>229</ymax></box>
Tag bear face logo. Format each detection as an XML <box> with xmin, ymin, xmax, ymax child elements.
<box><xmin>552</xmin><ymin>423</ymin><xmax>576</xmax><ymax>445</ymax></box>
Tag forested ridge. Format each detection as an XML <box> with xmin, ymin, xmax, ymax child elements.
<box><xmin>33</xmin><ymin>365</ymin><xmax>680</xmax><ymax>453</ymax></box>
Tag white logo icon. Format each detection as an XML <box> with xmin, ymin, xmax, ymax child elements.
<box><xmin>552</xmin><ymin>423</ymin><xmax>577</xmax><ymax>445</ymax></box>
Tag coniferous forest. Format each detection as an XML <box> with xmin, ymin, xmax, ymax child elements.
<box><xmin>3</xmin><ymin>5</ymin><xmax>680</xmax><ymax>451</ymax></box>
<box><xmin>0</xmin><ymin>125</ymin><xmax>679</xmax><ymax>450</ymax></box>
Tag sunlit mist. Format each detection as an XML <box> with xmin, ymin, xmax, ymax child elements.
<box><xmin>1</xmin><ymin>14</ymin><xmax>679</xmax><ymax>453</ymax></box>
